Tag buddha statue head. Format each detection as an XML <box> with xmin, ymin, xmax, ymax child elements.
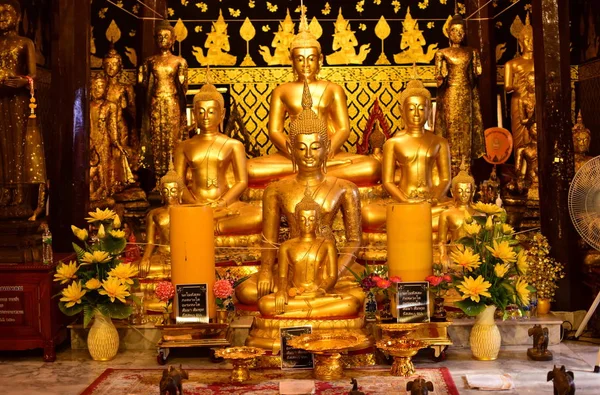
<box><xmin>448</xmin><ymin>14</ymin><xmax>466</xmax><ymax>45</ymax></box>
<box><xmin>159</xmin><ymin>165</ymin><xmax>184</xmax><ymax>206</ymax></box>
<box><xmin>518</xmin><ymin>13</ymin><xmax>534</xmax><ymax>54</ymax></box>
<box><xmin>91</xmin><ymin>77</ymin><xmax>107</xmax><ymax>102</ymax></box>
<box><xmin>155</xmin><ymin>19</ymin><xmax>175</xmax><ymax>50</ymax></box>
<box><xmin>573</xmin><ymin>111</ymin><xmax>591</xmax><ymax>155</ymax></box>
<box><xmin>399</xmin><ymin>79</ymin><xmax>431</xmax><ymax>130</ymax></box>
<box><xmin>295</xmin><ymin>192</ymin><xmax>322</xmax><ymax>237</ymax></box>
<box><xmin>289</xmin><ymin>11</ymin><xmax>322</xmax><ymax>80</ymax></box>
<box><xmin>0</xmin><ymin>0</ymin><xmax>20</xmax><ymax>33</ymax></box>
<box><xmin>451</xmin><ymin>159</ymin><xmax>475</xmax><ymax>206</ymax></box>
<box><xmin>102</xmin><ymin>43</ymin><xmax>123</xmax><ymax>78</ymax></box>
<box><xmin>287</xmin><ymin>80</ymin><xmax>330</xmax><ymax>172</ymax></box>
<box><xmin>193</xmin><ymin>73</ymin><xmax>225</xmax><ymax>133</ymax></box>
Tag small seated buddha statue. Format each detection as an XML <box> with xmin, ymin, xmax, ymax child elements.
<box><xmin>438</xmin><ymin>161</ymin><xmax>477</xmax><ymax>265</ymax></box>
<box><xmin>573</xmin><ymin>110</ymin><xmax>593</xmax><ymax>173</ymax></box>
<box><xmin>236</xmin><ymin>79</ymin><xmax>364</xmax><ymax>308</ymax></box>
<box><xmin>257</xmin><ymin>194</ymin><xmax>361</xmax><ymax>318</ymax></box>
<box><xmin>361</xmin><ymin>79</ymin><xmax>452</xmax><ymax>232</ymax></box>
<box><xmin>173</xmin><ymin>80</ymin><xmax>262</xmax><ymax>236</ymax></box>
<box><xmin>246</xmin><ymin>11</ymin><xmax>381</xmax><ymax>187</ymax></box>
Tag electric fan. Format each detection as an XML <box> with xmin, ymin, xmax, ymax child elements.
<box><xmin>568</xmin><ymin>155</ymin><xmax>600</xmax><ymax>372</ymax></box>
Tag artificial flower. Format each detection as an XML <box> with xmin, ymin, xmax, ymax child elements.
<box><xmin>425</xmin><ymin>275</ymin><xmax>443</xmax><ymax>287</ymax></box>
<box><xmin>113</xmin><ymin>215</ymin><xmax>121</xmax><ymax>229</ymax></box>
<box><xmin>472</xmin><ymin>202</ymin><xmax>504</xmax><ymax>215</ymax></box>
<box><xmin>54</xmin><ymin>261</ymin><xmax>79</xmax><ymax>284</ymax></box>
<box><xmin>81</xmin><ymin>250</ymin><xmax>111</xmax><ymax>265</ymax></box>
<box><xmin>71</xmin><ymin>225</ymin><xmax>88</xmax><ymax>241</ymax></box>
<box><xmin>108</xmin><ymin>263</ymin><xmax>139</xmax><ymax>285</ymax></box>
<box><xmin>60</xmin><ymin>281</ymin><xmax>87</xmax><ymax>308</ymax></box>
<box><xmin>389</xmin><ymin>275</ymin><xmax>402</xmax><ymax>283</ymax></box>
<box><xmin>516</xmin><ymin>250</ymin><xmax>528</xmax><ymax>275</ymax></box>
<box><xmin>514</xmin><ymin>277</ymin><xmax>530</xmax><ymax>306</ymax></box>
<box><xmin>485</xmin><ymin>215</ymin><xmax>494</xmax><ymax>230</ymax></box>
<box><xmin>463</xmin><ymin>222</ymin><xmax>481</xmax><ymax>236</ymax></box>
<box><xmin>486</xmin><ymin>240</ymin><xmax>517</xmax><ymax>263</ymax></box>
<box><xmin>109</xmin><ymin>229</ymin><xmax>126</xmax><ymax>238</ymax></box>
<box><xmin>443</xmin><ymin>274</ymin><xmax>452</xmax><ymax>282</ymax></box>
<box><xmin>85</xmin><ymin>278</ymin><xmax>102</xmax><ymax>290</ymax></box>
<box><xmin>464</xmin><ymin>210</ymin><xmax>473</xmax><ymax>224</ymax></box>
<box><xmin>155</xmin><ymin>281</ymin><xmax>175</xmax><ymax>302</ymax></box>
<box><xmin>376</xmin><ymin>278</ymin><xmax>392</xmax><ymax>289</ymax></box>
<box><xmin>214</xmin><ymin>279</ymin><xmax>234</xmax><ymax>299</ymax></box>
<box><xmin>494</xmin><ymin>263</ymin><xmax>510</xmax><ymax>278</ymax></box>
<box><xmin>457</xmin><ymin>275</ymin><xmax>492</xmax><ymax>303</ymax></box>
<box><xmin>502</xmin><ymin>224</ymin><xmax>515</xmax><ymax>235</ymax></box>
<box><xmin>450</xmin><ymin>246</ymin><xmax>481</xmax><ymax>271</ymax></box>
<box><xmin>85</xmin><ymin>208</ymin><xmax>116</xmax><ymax>223</ymax></box>
<box><xmin>99</xmin><ymin>277</ymin><xmax>130</xmax><ymax>303</ymax></box>
<box><xmin>97</xmin><ymin>224</ymin><xmax>106</xmax><ymax>238</ymax></box>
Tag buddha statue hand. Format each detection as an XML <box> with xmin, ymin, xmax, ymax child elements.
<box><xmin>2</xmin><ymin>76</ymin><xmax>28</xmax><ymax>89</ymax></box>
<box><xmin>274</xmin><ymin>290</ymin><xmax>287</xmax><ymax>314</ymax></box>
<box><xmin>257</xmin><ymin>270</ymin><xmax>274</xmax><ymax>299</ymax></box>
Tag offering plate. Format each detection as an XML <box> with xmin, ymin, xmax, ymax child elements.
<box><xmin>376</xmin><ymin>338</ymin><xmax>427</xmax><ymax>377</ymax></box>
<box><xmin>377</xmin><ymin>323</ymin><xmax>421</xmax><ymax>339</ymax></box>
<box><xmin>287</xmin><ymin>331</ymin><xmax>368</xmax><ymax>380</ymax></box>
<box><xmin>213</xmin><ymin>346</ymin><xmax>265</xmax><ymax>383</ymax></box>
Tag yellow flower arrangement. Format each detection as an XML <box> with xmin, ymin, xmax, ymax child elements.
<box><xmin>494</xmin><ymin>263</ymin><xmax>510</xmax><ymax>278</ymax></box>
<box><xmin>472</xmin><ymin>201</ymin><xmax>504</xmax><ymax>215</ymax></box>
<box><xmin>450</xmin><ymin>245</ymin><xmax>481</xmax><ymax>271</ymax></box>
<box><xmin>457</xmin><ymin>275</ymin><xmax>492</xmax><ymax>303</ymax></box>
<box><xmin>56</xmin><ymin>209</ymin><xmax>137</xmax><ymax>327</ymax></box>
<box><xmin>463</xmin><ymin>222</ymin><xmax>481</xmax><ymax>236</ymax></box>
<box><xmin>486</xmin><ymin>240</ymin><xmax>517</xmax><ymax>263</ymax></box>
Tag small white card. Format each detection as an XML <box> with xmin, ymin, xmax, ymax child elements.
<box><xmin>465</xmin><ymin>374</ymin><xmax>515</xmax><ymax>390</ymax></box>
<box><xmin>279</xmin><ymin>380</ymin><xmax>315</xmax><ymax>395</ymax></box>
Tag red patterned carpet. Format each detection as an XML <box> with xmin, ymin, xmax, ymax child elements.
<box><xmin>82</xmin><ymin>367</ymin><xmax>459</xmax><ymax>394</ymax></box>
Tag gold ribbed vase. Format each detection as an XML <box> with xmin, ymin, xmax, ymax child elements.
<box><xmin>87</xmin><ymin>312</ymin><xmax>120</xmax><ymax>361</ymax></box>
<box><xmin>469</xmin><ymin>305</ymin><xmax>501</xmax><ymax>361</ymax></box>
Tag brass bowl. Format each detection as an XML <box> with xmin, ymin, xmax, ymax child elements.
<box><xmin>287</xmin><ymin>331</ymin><xmax>368</xmax><ymax>354</ymax></box>
<box><xmin>213</xmin><ymin>346</ymin><xmax>265</xmax><ymax>360</ymax></box>
<box><xmin>376</xmin><ymin>338</ymin><xmax>426</xmax><ymax>357</ymax></box>
<box><xmin>377</xmin><ymin>323</ymin><xmax>421</xmax><ymax>338</ymax></box>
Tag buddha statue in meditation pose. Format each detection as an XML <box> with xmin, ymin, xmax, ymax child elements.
<box><xmin>173</xmin><ymin>80</ymin><xmax>262</xmax><ymax>236</ymax></box>
<box><xmin>257</xmin><ymin>194</ymin><xmax>361</xmax><ymax>318</ymax></box>
<box><xmin>572</xmin><ymin>111</ymin><xmax>592</xmax><ymax>173</ymax></box>
<box><xmin>236</xmin><ymin>79</ymin><xmax>364</xmax><ymax>310</ymax></box>
<box><xmin>361</xmin><ymin>79</ymin><xmax>451</xmax><ymax>231</ymax></box>
<box><xmin>246</xmin><ymin>12</ymin><xmax>380</xmax><ymax>187</ymax></box>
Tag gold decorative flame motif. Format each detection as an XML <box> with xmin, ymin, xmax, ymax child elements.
<box><xmin>240</xmin><ymin>17</ymin><xmax>257</xmax><ymax>66</ymax></box>
<box><xmin>106</xmin><ymin>19</ymin><xmax>121</xmax><ymax>43</ymax></box>
<box><xmin>375</xmin><ymin>16</ymin><xmax>391</xmax><ymax>65</ymax></box>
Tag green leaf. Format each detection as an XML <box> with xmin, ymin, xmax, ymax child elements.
<box><xmin>83</xmin><ymin>305</ymin><xmax>95</xmax><ymax>328</ymax></box>
<box><xmin>103</xmin><ymin>236</ymin><xmax>126</xmax><ymax>255</ymax></box>
<box><xmin>344</xmin><ymin>264</ymin><xmax>362</xmax><ymax>282</ymax></box>
<box><xmin>455</xmin><ymin>299</ymin><xmax>486</xmax><ymax>316</ymax></box>
<box><xmin>98</xmin><ymin>302</ymin><xmax>133</xmax><ymax>319</ymax></box>
<box><xmin>72</xmin><ymin>242</ymin><xmax>86</xmax><ymax>261</ymax></box>
<box><xmin>58</xmin><ymin>302</ymin><xmax>84</xmax><ymax>316</ymax></box>
<box><xmin>130</xmin><ymin>294</ymin><xmax>142</xmax><ymax>306</ymax></box>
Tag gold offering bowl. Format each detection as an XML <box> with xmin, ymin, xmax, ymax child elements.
<box><xmin>287</xmin><ymin>331</ymin><xmax>368</xmax><ymax>380</ymax></box>
<box><xmin>377</xmin><ymin>323</ymin><xmax>421</xmax><ymax>339</ymax></box>
<box><xmin>376</xmin><ymin>339</ymin><xmax>427</xmax><ymax>377</ymax></box>
<box><xmin>213</xmin><ymin>346</ymin><xmax>266</xmax><ymax>383</ymax></box>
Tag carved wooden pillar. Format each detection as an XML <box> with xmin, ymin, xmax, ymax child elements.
<box><xmin>49</xmin><ymin>0</ymin><xmax>90</xmax><ymax>251</ymax></box>
<box><xmin>532</xmin><ymin>0</ymin><xmax>582</xmax><ymax>310</ymax></box>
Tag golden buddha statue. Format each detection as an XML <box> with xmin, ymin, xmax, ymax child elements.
<box><xmin>361</xmin><ymin>79</ymin><xmax>451</xmax><ymax>231</ymax></box>
<box><xmin>573</xmin><ymin>111</ymin><xmax>592</xmax><ymax>173</ymax></box>
<box><xmin>259</xmin><ymin>8</ymin><xmax>295</xmax><ymax>66</ymax></box>
<box><xmin>236</xmin><ymin>79</ymin><xmax>364</xmax><ymax>308</ymax></box>
<box><xmin>246</xmin><ymin>12</ymin><xmax>381</xmax><ymax>187</ymax></box>
<box><xmin>173</xmin><ymin>80</ymin><xmax>262</xmax><ymax>235</ymax></box>
<box><xmin>514</xmin><ymin>115</ymin><xmax>538</xmax><ymax>201</ymax></box>
<box><xmin>326</xmin><ymin>8</ymin><xmax>371</xmax><ymax>65</ymax></box>
<box><xmin>438</xmin><ymin>162</ymin><xmax>477</xmax><ymax>264</ymax></box>
<box><xmin>434</xmin><ymin>14</ymin><xmax>484</xmax><ymax>175</ymax></box>
<box><xmin>505</xmin><ymin>13</ymin><xmax>534</xmax><ymax>154</ymax></box>
<box><xmin>139</xmin><ymin>19</ymin><xmax>188</xmax><ymax>183</ymax></box>
<box><xmin>257</xmin><ymin>194</ymin><xmax>361</xmax><ymax>318</ymax></box>
<box><xmin>192</xmin><ymin>10</ymin><xmax>237</xmax><ymax>66</ymax></box>
<box><xmin>0</xmin><ymin>0</ymin><xmax>37</xmax><ymax>206</ymax></box>
<box><xmin>90</xmin><ymin>77</ymin><xmax>115</xmax><ymax>202</ymax></box>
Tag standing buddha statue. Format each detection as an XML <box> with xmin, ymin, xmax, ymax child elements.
<box><xmin>513</xmin><ymin>115</ymin><xmax>539</xmax><ymax>201</ymax></box>
<box><xmin>572</xmin><ymin>110</ymin><xmax>592</xmax><ymax>173</ymax></box>
<box><xmin>0</xmin><ymin>0</ymin><xmax>37</xmax><ymax>206</ymax></box>
<box><xmin>246</xmin><ymin>12</ymin><xmax>381</xmax><ymax>187</ymax></box>
<box><xmin>434</xmin><ymin>14</ymin><xmax>484</xmax><ymax>175</ymax></box>
<box><xmin>139</xmin><ymin>19</ymin><xmax>188</xmax><ymax>183</ymax></box>
<box><xmin>505</xmin><ymin>13</ymin><xmax>534</xmax><ymax>154</ymax></box>
<box><xmin>361</xmin><ymin>79</ymin><xmax>451</xmax><ymax>231</ymax></box>
<box><xmin>89</xmin><ymin>77</ymin><xmax>115</xmax><ymax>202</ymax></box>
<box><xmin>173</xmin><ymin>79</ymin><xmax>262</xmax><ymax>235</ymax></box>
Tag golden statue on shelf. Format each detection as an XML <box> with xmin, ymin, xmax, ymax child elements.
<box><xmin>90</xmin><ymin>77</ymin><xmax>116</xmax><ymax>202</ymax></box>
<box><xmin>434</xmin><ymin>14</ymin><xmax>484</xmax><ymax>175</ymax></box>
<box><xmin>326</xmin><ymin>8</ymin><xmax>370</xmax><ymax>65</ymax></box>
<box><xmin>259</xmin><ymin>9</ymin><xmax>295</xmax><ymax>66</ymax></box>
<box><xmin>246</xmin><ymin>12</ymin><xmax>381</xmax><ymax>187</ymax></box>
<box><xmin>438</xmin><ymin>161</ymin><xmax>477</xmax><ymax>264</ymax></box>
<box><xmin>257</xmin><ymin>194</ymin><xmax>361</xmax><ymax>318</ymax></box>
<box><xmin>506</xmin><ymin>13</ymin><xmax>534</xmax><ymax>154</ymax></box>
<box><xmin>139</xmin><ymin>19</ymin><xmax>188</xmax><ymax>183</ymax></box>
<box><xmin>173</xmin><ymin>79</ymin><xmax>262</xmax><ymax>236</ymax></box>
<box><xmin>513</xmin><ymin>112</ymin><xmax>539</xmax><ymax>201</ymax></box>
<box><xmin>394</xmin><ymin>7</ymin><xmax>438</xmax><ymax>65</ymax></box>
<box><xmin>236</xmin><ymin>79</ymin><xmax>364</xmax><ymax>308</ymax></box>
<box><xmin>573</xmin><ymin>110</ymin><xmax>593</xmax><ymax>173</ymax></box>
<box><xmin>192</xmin><ymin>10</ymin><xmax>237</xmax><ymax>66</ymax></box>
<box><xmin>361</xmin><ymin>79</ymin><xmax>451</xmax><ymax>231</ymax></box>
<box><xmin>0</xmin><ymin>0</ymin><xmax>40</xmax><ymax>208</ymax></box>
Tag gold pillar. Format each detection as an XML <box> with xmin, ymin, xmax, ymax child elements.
<box><xmin>386</xmin><ymin>203</ymin><xmax>433</xmax><ymax>282</ymax></box>
<box><xmin>170</xmin><ymin>206</ymin><xmax>216</xmax><ymax>320</ymax></box>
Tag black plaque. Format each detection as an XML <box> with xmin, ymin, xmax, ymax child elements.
<box><xmin>396</xmin><ymin>282</ymin><xmax>430</xmax><ymax>323</ymax></box>
<box><xmin>280</xmin><ymin>326</ymin><xmax>314</xmax><ymax>369</ymax></box>
<box><xmin>175</xmin><ymin>284</ymin><xmax>209</xmax><ymax>324</ymax></box>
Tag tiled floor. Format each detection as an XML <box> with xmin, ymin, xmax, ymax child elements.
<box><xmin>0</xmin><ymin>341</ymin><xmax>599</xmax><ymax>394</ymax></box>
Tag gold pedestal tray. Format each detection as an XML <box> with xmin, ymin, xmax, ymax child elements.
<box><xmin>156</xmin><ymin>323</ymin><xmax>230</xmax><ymax>365</ymax></box>
<box><xmin>376</xmin><ymin>339</ymin><xmax>427</xmax><ymax>377</ymax></box>
<box><xmin>287</xmin><ymin>332</ymin><xmax>368</xmax><ymax>380</ymax></box>
<box><xmin>376</xmin><ymin>322</ymin><xmax>453</xmax><ymax>362</ymax></box>
<box><xmin>213</xmin><ymin>346</ymin><xmax>266</xmax><ymax>383</ymax></box>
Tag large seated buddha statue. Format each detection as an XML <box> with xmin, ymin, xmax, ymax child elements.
<box><xmin>173</xmin><ymin>81</ymin><xmax>262</xmax><ymax>237</ymax></box>
<box><xmin>361</xmin><ymin>79</ymin><xmax>452</xmax><ymax>233</ymax></box>
<box><xmin>246</xmin><ymin>13</ymin><xmax>381</xmax><ymax>187</ymax></box>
